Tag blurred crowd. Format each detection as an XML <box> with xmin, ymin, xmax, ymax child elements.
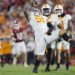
<box><xmin>0</xmin><ymin>0</ymin><xmax>75</xmax><ymax>65</ymax></box>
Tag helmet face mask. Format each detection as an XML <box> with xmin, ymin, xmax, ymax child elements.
<box><xmin>34</xmin><ymin>10</ymin><xmax>40</xmax><ymax>15</ymax></box>
<box><xmin>43</xmin><ymin>8</ymin><xmax>50</xmax><ymax>16</ymax></box>
<box><xmin>32</xmin><ymin>8</ymin><xmax>41</xmax><ymax>15</ymax></box>
<box><xmin>55</xmin><ymin>9</ymin><xmax>63</xmax><ymax>16</ymax></box>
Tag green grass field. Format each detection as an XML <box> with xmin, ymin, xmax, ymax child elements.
<box><xmin>0</xmin><ymin>65</ymin><xmax>75</xmax><ymax>75</ymax></box>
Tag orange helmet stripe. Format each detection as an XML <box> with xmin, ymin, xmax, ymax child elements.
<box><xmin>44</xmin><ymin>4</ymin><xmax>47</xmax><ymax>8</ymax></box>
<box><xmin>57</xmin><ymin>5</ymin><xmax>59</xmax><ymax>8</ymax></box>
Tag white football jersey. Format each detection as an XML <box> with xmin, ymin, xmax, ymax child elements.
<box><xmin>47</xmin><ymin>14</ymin><xmax>60</xmax><ymax>29</ymax></box>
<box><xmin>30</xmin><ymin>15</ymin><xmax>48</xmax><ymax>36</ymax></box>
<box><xmin>58</xmin><ymin>14</ymin><xmax>72</xmax><ymax>30</ymax></box>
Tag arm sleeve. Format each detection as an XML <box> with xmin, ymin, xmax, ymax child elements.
<box><xmin>68</xmin><ymin>20</ymin><xmax>73</xmax><ymax>32</ymax></box>
<box><xmin>67</xmin><ymin>15</ymin><xmax>73</xmax><ymax>32</ymax></box>
<box><xmin>47</xmin><ymin>22</ymin><xmax>54</xmax><ymax>32</ymax></box>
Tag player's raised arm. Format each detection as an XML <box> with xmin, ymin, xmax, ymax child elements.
<box><xmin>24</xmin><ymin>7</ymin><xmax>30</xmax><ymax>22</ymax></box>
<box><xmin>24</xmin><ymin>1</ymin><xmax>39</xmax><ymax>22</ymax></box>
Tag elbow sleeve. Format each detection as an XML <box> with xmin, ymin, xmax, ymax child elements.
<box><xmin>47</xmin><ymin>22</ymin><xmax>54</xmax><ymax>32</ymax></box>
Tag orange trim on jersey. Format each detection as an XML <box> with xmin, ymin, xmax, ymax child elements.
<box><xmin>48</xmin><ymin>14</ymin><xmax>52</xmax><ymax>20</ymax></box>
<box><xmin>61</xmin><ymin>17</ymin><xmax>64</xmax><ymax>19</ymax></box>
<box><xmin>58</xmin><ymin>17</ymin><xmax>64</xmax><ymax>30</ymax></box>
<box><xmin>49</xmin><ymin>21</ymin><xmax>53</xmax><ymax>23</ymax></box>
<box><xmin>61</xmin><ymin>20</ymin><xmax>64</xmax><ymax>30</ymax></box>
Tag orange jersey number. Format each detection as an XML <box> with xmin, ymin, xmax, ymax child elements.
<box><xmin>35</xmin><ymin>16</ymin><xmax>45</xmax><ymax>23</ymax></box>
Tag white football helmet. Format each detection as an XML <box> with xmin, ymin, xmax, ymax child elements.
<box><xmin>54</xmin><ymin>4</ymin><xmax>63</xmax><ymax>16</ymax></box>
<box><xmin>31</xmin><ymin>7</ymin><xmax>41</xmax><ymax>16</ymax></box>
<box><xmin>14</xmin><ymin>20</ymin><xmax>20</xmax><ymax>30</ymax></box>
<box><xmin>41</xmin><ymin>4</ymin><xmax>51</xmax><ymax>16</ymax></box>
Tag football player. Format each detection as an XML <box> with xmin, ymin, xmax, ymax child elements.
<box><xmin>41</xmin><ymin>4</ymin><xmax>61</xmax><ymax>72</ymax></box>
<box><xmin>24</xmin><ymin>3</ymin><xmax>75</xmax><ymax>73</ymax></box>
<box><xmin>11</xmin><ymin>20</ymin><xmax>28</xmax><ymax>67</ymax></box>
<box><xmin>54</xmin><ymin>4</ymin><xmax>73</xmax><ymax>70</ymax></box>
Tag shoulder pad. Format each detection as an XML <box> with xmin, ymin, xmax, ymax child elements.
<box><xmin>66</xmin><ymin>14</ymin><xmax>72</xmax><ymax>20</ymax></box>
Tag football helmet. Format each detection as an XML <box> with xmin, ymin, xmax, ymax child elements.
<box><xmin>41</xmin><ymin>4</ymin><xmax>51</xmax><ymax>16</ymax></box>
<box><xmin>54</xmin><ymin>4</ymin><xmax>63</xmax><ymax>16</ymax></box>
<box><xmin>31</xmin><ymin>7</ymin><xmax>41</xmax><ymax>16</ymax></box>
<box><xmin>14</xmin><ymin>20</ymin><xmax>20</xmax><ymax>30</ymax></box>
